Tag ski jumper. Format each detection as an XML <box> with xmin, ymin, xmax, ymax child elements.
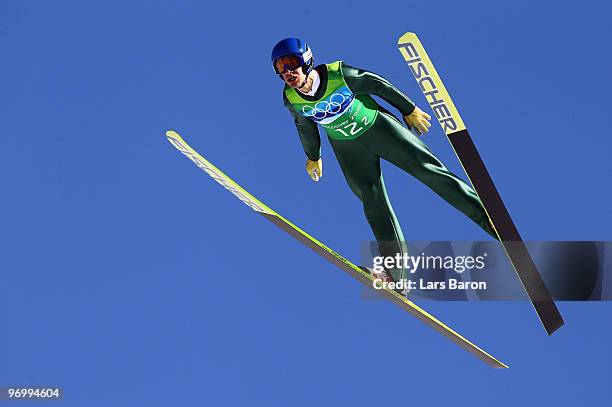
<box><xmin>283</xmin><ymin>61</ymin><xmax>495</xmax><ymax>281</ymax></box>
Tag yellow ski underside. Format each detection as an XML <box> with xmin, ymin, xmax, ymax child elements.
<box><xmin>165</xmin><ymin>130</ymin><xmax>507</xmax><ymax>368</ymax></box>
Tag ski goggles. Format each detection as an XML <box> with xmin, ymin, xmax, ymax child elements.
<box><xmin>273</xmin><ymin>54</ymin><xmax>304</xmax><ymax>74</ymax></box>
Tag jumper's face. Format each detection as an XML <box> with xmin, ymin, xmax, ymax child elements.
<box><xmin>274</xmin><ymin>54</ymin><xmax>308</xmax><ymax>88</ymax></box>
<box><xmin>281</xmin><ymin>69</ymin><xmax>306</xmax><ymax>88</ymax></box>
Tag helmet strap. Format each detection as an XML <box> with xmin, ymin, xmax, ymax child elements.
<box><xmin>298</xmin><ymin>72</ymin><xmax>310</xmax><ymax>90</ymax></box>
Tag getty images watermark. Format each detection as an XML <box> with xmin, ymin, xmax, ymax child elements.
<box><xmin>370</xmin><ymin>252</ymin><xmax>489</xmax><ymax>292</ymax></box>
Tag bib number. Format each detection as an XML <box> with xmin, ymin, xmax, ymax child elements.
<box><xmin>332</xmin><ymin>115</ymin><xmax>371</xmax><ymax>138</ymax></box>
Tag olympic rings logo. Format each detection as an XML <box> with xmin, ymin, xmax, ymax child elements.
<box><xmin>302</xmin><ymin>93</ymin><xmax>352</xmax><ymax>120</ymax></box>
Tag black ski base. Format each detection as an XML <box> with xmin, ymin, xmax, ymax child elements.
<box><xmin>448</xmin><ymin>129</ymin><xmax>564</xmax><ymax>335</ymax></box>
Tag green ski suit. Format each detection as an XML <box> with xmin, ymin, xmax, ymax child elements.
<box><xmin>283</xmin><ymin>61</ymin><xmax>495</xmax><ymax>281</ymax></box>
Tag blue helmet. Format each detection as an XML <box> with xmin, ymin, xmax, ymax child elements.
<box><xmin>271</xmin><ymin>37</ymin><xmax>314</xmax><ymax>75</ymax></box>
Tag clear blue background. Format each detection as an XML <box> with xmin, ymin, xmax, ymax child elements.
<box><xmin>1</xmin><ymin>0</ymin><xmax>611</xmax><ymax>405</ymax></box>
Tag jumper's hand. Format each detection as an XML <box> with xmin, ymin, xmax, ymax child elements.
<box><xmin>403</xmin><ymin>106</ymin><xmax>432</xmax><ymax>135</ymax></box>
<box><xmin>306</xmin><ymin>158</ymin><xmax>322</xmax><ymax>182</ymax></box>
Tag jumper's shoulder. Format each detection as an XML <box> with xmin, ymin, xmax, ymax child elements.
<box><xmin>313</xmin><ymin>63</ymin><xmax>327</xmax><ymax>71</ymax></box>
<box><xmin>341</xmin><ymin>63</ymin><xmax>375</xmax><ymax>81</ymax></box>
<box><xmin>282</xmin><ymin>88</ymin><xmax>294</xmax><ymax>108</ymax></box>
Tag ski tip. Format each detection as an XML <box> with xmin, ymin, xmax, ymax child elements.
<box><xmin>398</xmin><ymin>32</ymin><xmax>418</xmax><ymax>44</ymax></box>
<box><xmin>165</xmin><ymin>130</ymin><xmax>179</xmax><ymax>137</ymax></box>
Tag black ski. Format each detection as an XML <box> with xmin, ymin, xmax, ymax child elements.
<box><xmin>397</xmin><ymin>32</ymin><xmax>563</xmax><ymax>335</ymax></box>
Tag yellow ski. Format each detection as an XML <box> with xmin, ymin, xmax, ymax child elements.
<box><xmin>165</xmin><ymin>130</ymin><xmax>507</xmax><ymax>368</ymax></box>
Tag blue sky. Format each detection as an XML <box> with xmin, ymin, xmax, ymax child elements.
<box><xmin>1</xmin><ymin>0</ymin><xmax>611</xmax><ymax>405</ymax></box>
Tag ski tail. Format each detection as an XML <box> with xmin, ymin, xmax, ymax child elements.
<box><xmin>397</xmin><ymin>33</ymin><xmax>563</xmax><ymax>334</ymax></box>
<box><xmin>165</xmin><ymin>130</ymin><xmax>507</xmax><ymax>368</ymax></box>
